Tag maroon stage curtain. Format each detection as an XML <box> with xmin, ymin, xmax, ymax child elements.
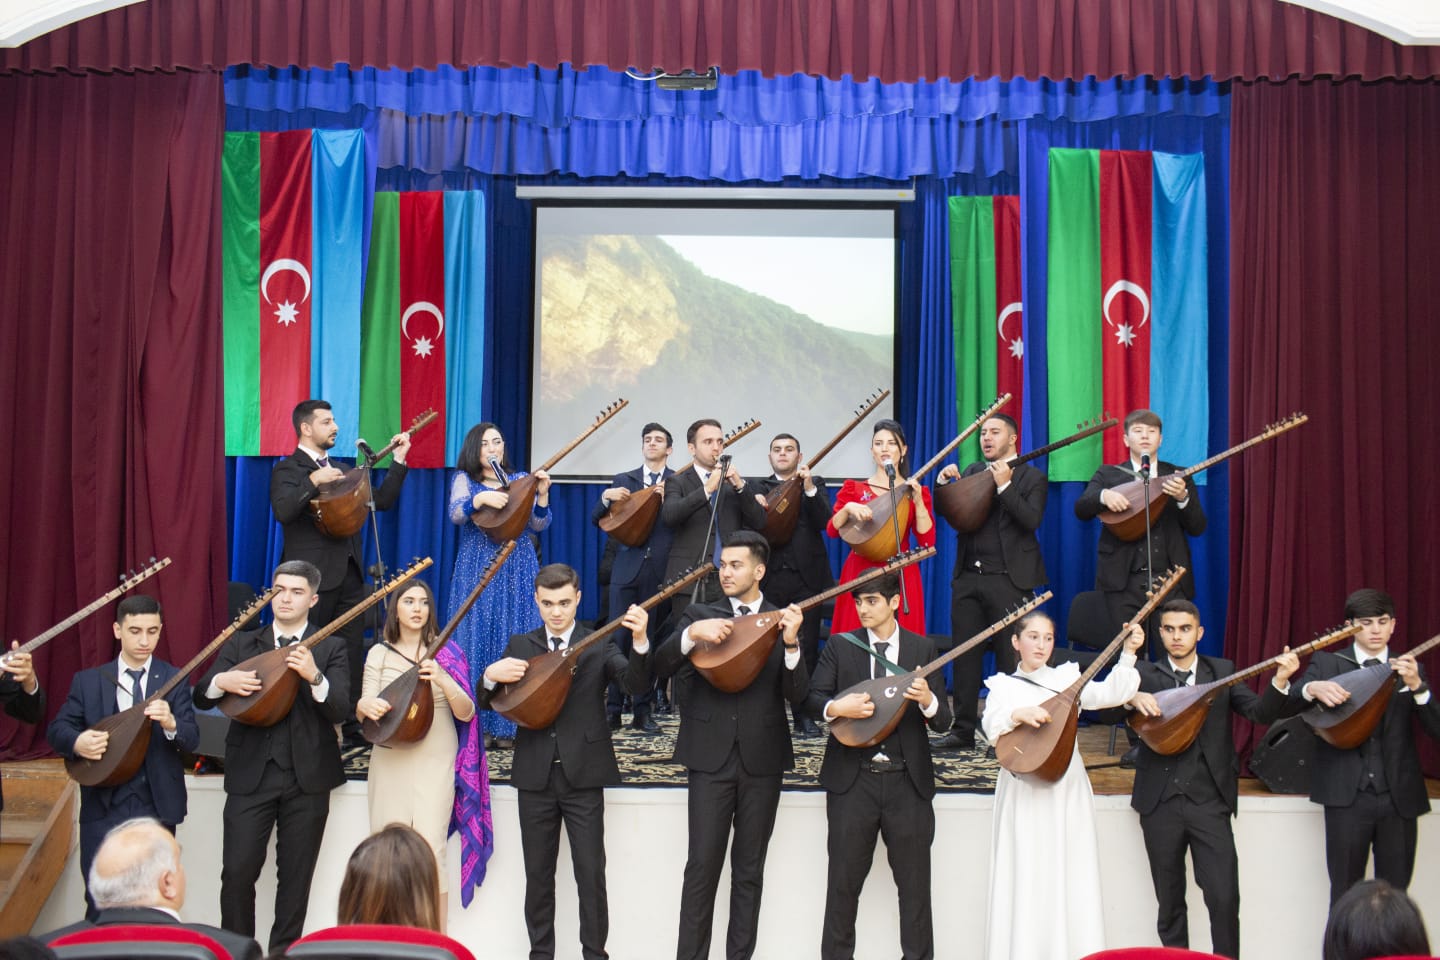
<box><xmin>1227</xmin><ymin>78</ymin><xmax>1440</xmax><ymax>767</ymax></box>
<box><xmin>2</xmin><ymin>0</ymin><xmax>1439</xmax><ymax>83</ymax></box>
<box><xmin>0</xmin><ymin>71</ymin><xmax>228</xmax><ymax>760</ymax></box>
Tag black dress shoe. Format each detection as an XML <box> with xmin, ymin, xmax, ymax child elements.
<box><xmin>608</xmin><ymin>714</ymin><xmax>622</xmax><ymax>731</ymax></box>
<box><xmin>794</xmin><ymin>716</ymin><xmax>822</xmax><ymax>738</ymax></box>
<box><xmin>630</xmin><ymin>715</ymin><xmax>660</xmax><ymax>734</ymax></box>
<box><xmin>933</xmin><ymin>730</ymin><xmax>976</xmax><ymax>751</ymax></box>
<box><xmin>1119</xmin><ymin>745</ymin><xmax>1140</xmax><ymax>768</ymax></box>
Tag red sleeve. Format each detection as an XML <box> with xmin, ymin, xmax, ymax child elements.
<box><xmin>826</xmin><ymin>479</ymin><xmax>863</xmax><ymax>538</ymax></box>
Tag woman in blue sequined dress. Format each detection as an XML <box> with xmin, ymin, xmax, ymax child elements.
<box><xmin>446</xmin><ymin>422</ymin><xmax>552</xmax><ymax>747</ymax></box>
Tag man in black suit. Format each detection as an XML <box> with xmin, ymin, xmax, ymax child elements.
<box><xmin>655</xmin><ymin>530</ymin><xmax>807</xmax><ymax>960</ymax></box>
<box><xmin>48</xmin><ymin>595</ymin><xmax>199</xmax><ymax>919</ymax></box>
<box><xmin>934</xmin><ymin>413</ymin><xmax>1047</xmax><ymax>750</ymax></box>
<box><xmin>592</xmin><ymin>421</ymin><xmax>675</xmax><ymax>733</ymax></box>
<box><xmin>808</xmin><ymin>571</ymin><xmax>951</xmax><ymax>960</ymax></box>
<box><xmin>479</xmin><ymin>563</ymin><xmax>654</xmax><ymax>960</ymax></box>
<box><xmin>0</xmin><ymin>636</ymin><xmax>44</xmax><ymax>816</ymax></box>
<box><xmin>752</xmin><ymin>432</ymin><xmax>834</xmax><ymax>738</ymax></box>
<box><xmin>1125</xmin><ymin>599</ymin><xmax>1298</xmax><ymax>958</ymax></box>
<box><xmin>1074</xmin><ymin>408</ymin><xmax>1206</xmax><ymax>634</ymax></box>
<box><xmin>42</xmin><ymin>817</ymin><xmax>264</xmax><ymax>960</ymax></box>
<box><xmin>1294</xmin><ymin>588</ymin><xmax>1440</xmax><ymax>906</ymax></box>
<box><xmin>270</xmin><ymin>398</ymin><xmax>410</xmax><ymax>747</ymax></box>
<box><xmin>661</xmin><ymin>419</ymin><xmax>767</xmax><ymax>617</ymax></box>
<box><xmin>193</xmin><ymin>559</ymin><xmax>350</xmax><ymax>954</ymax></box>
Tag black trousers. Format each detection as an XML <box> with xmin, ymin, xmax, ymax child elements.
<box><xmin>220</xmin><ymin>761</ymin><xmax>331</xmax><ymax>954</ymax></box>
<box><xmin>606</xmin><ymin>554</ymin><xmax>668</xmax><ymax>721</ymax></box>
<box><xmin>949</xmin><ymin>570</ymin><xmax>1024</xmax><ymax>740</ymax></box>
<box><xmin>675</xmin><ymin>747</ymin><xmax>782</xmax><ymax>960</ymax></box>
<box><xmin>1324</xmin><ymin>790</ymin><xmax>1418</xmax><ymax>905</ymax></box>
<box><xmin>311</xmin><ymin>561</ymin><xmax>367</xmax><ymax>741</ymax></box>
<box><xmin>761</xmin><ymin>566</ymin><xmax>824</xmax><ymax>726</ymax></box>
<box><xmin>1139</xmin><ymin>794</ymin><xmax>1240</xmax><ymax>958</ymax></box>
<box><xmin>518</xmin><ymin>764</ymin><xmax>609</xmax><ymax>960</ymax></box>
<box><xmin>822</xmin><ymin>769</ymin><xmax>935</xmax><ymax>960</ymax></box>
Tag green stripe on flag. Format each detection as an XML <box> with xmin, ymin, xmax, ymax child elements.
<box><xmin>221</xmin><ymin>132</ymin><xmax>262</xmax><ymax>455</ymax></box>
<box><xmin>1046</xmin><ymin>148</ymin><xmax>1104</xmax><ymax>481</ymax></box>
<box><xmin>359</xmin><ymin>192</ymin><xmax>403</xmax><ymax>451</ymax></box>
<box><xmin>949</xmin><ymin>196</ymin><xmax>999</xmax><ymax>467</ymax></box>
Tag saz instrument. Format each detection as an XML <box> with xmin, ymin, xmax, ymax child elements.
<box><xmin>1099</xmin><ymin>413</ymin><xmax>1308</xmax><ymax>542</ymax></box>
<box><xmin>762</xmin><ymin>390</ymin><xmax>889</xmax><ymax>547</ymax></box>
<box><xmin>841</xmin><ymin>394</ymin><xmax>1011</xmax><ymax>562</ymax></box>
<box><xmin>1128</xmin><ymin>621</ymin><xmax>1362</xmax><ymax>755</ymax></box>
<box><xmin>65</xmin><ymin>587</ymin><xmax>281</xmax><ymax>788</ymax></box>
<box><xmin>477</xmin><ymin>399</ymin><xmax>628</xmax><ymax>542</ymax></box>
<box><xmin>691</xmin><ymin>547</ymin><xmax>936</xmax><ymax>694</ymax></box>
<box><xmin>5</xmin><ymin>557</ymin><xmax>172</xmax><ymax>660</ymax></box>
<box><xmin>829</xmin><ymin>591</ymin><xmax>1053</xmax><ymax>749</ymax></box>
<box><xmin>310</xmin><ymin>410</ymin><xmax>437</xmax><ymax>539</ymax></box>
<box><xmin>934</xmin><ymin>416</ymin><xmax>1118</xmax><ymax>533</ymax></box>
<box><xmin>362</xmin><ymin>541</ymin><xmax>518</xmax><ymax>746</ymax></box>
<box><xmin>491</xmin><ymin>563</ymin><xmax>716</xmax><ymax>730</ymax></box>
<box><xmin>995</xmin><ymin>566</ymin><xmax>1186</xmax><ymax>782</ymax></box>
<box><xmin>598</xmin><ymin>418</ymin><xmax>762</xmax><ymax>548</ymax></box>
<box><xmin>1301</xmin><ymin>631</ymin><xmax>1440</xmax><ymax>749</ymax></box>
<box><xmin>218</xmin><ymin>558</ymin><xmax>434</xmax><ymax>727</ymax></box>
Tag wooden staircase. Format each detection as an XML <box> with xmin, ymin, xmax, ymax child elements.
<box><xmin>0</xmin><ymin>759</ymin><xmax>76</xmax><ymax>936</ymax></box>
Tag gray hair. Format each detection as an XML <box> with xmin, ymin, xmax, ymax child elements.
<box><xmin>87</xmin><ymin>817</ymin><xmax>178</xmax><ymax>909</ymax></box>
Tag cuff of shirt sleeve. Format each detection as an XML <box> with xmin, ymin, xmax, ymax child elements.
<box><xmin>680</xmin><ymin>628</ymin><xmax>695</xmax><ymax>656</ymax></box>
<box><xmin>783</xmin><ymin>647</ymin><xmax>802</xmax><ymax>670</ymax></box>
<box><xmin>632</xmin><ymin>638</ymin><xmax>650</xmax><ymax>655</ymax></box>
<box><xmin>309</xmin><ymin>676</ymin><xmax>330</xmax><ymax>702</ymax></box>
<box><xmin>920</xmin><ymin>694</ymin><xmax>940</xmax><ymax>718</ymax></box>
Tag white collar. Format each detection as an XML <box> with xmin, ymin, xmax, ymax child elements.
<box><xmin>729</xmin><ymin>593</ymin><xmax>764</xmax><ymax>614</ymax></box>
<box><xmin>116</xmin><ymin>655</ymin><xmax>153</xmax><ymax>676</ymax></box>
<box><xmin>1352</xmin><ymin>643</ymin><xmax>1389</xmax><ymax>664</ymax></box>
<box><xmin>298</xmin><ymin>442</ymin><xmax>330</xmax><ymax>463</ymax></box>
<box><xmin>866</xmin><ymin>623</ymin><xmax>900</xmax><ymax>648</ymax></box>
<box><xmin>545</xmin><ymin>623</ymin><xmax>578</xmax><ymax>647</ymax></box>
<box><xmin>274</xmin><ymin>622</ymin><xmax>310</xmax><ymax>645</ymax></box>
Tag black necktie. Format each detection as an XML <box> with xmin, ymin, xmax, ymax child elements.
<box><xmin>550</xmin><ymin>636</ymin><xmax>564</xmax><ymax>652</ymax></box>
<box><xmin>1364</xmin><ymin>657</ymin><xmax>1383</xmax><ymax>667</ymax></box>
<box><xmin>126</xmin><ymin>668</ymin><xmax>145</xmax><ymax>704</ymax></box>
<box><xmin>873</xmin><ymin>641</ymin><xmax>890</xmax><ymax>680</ymax></box>
<box><xmin>736</xmin><ymin>605</ymin><xmax>751</xmax><ymax>617</ymax></box>
<box><xmin>277</xmin><ymin>635</ymin><xmax>300</xmax><ymax>648</ymax></box>
<box><xmin>1172</xmin><ymin>668</ymin><xmax>1192</xmax><ymax>686</ymax></box>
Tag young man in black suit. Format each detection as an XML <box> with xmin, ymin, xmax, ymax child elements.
<box><xmin>1074</xmin><ymin>408</ymin><xmax>1207</xmax><ymax>632</ymax></box>
<box><xmin>0</xmin><ymin>636</ymin><xmax>44</xmax><ymax>815</ymax></box>
<box><xmin>269</xmin><ymin>398</ymin><xmax>410</xmax><ymax>747</ymax></box>
<box><xmin>48</xmin><ymin>595</ymin><xmax>199</xmax><ymax>919</ymax></box>
<box><xmin>934</xmin><ymin>413</ymin><xmax>1047</xmax><ymax>750</ymax></box>
<box><xmin>752</xmin><ymin>432</ymin><xmax>834</xmax><ymax>738</ymax></box>
<box><xmin>655</xmin><ymin>530</ymin><xmax>807</xmax><ymax>960</ymax></box>
<box><xmin>808</xmin><ymin>571</ymin><xmax>951</xmax><ymax>960</ymax></box>
<box><xmin>1125</xmin><ymin>599</ymin><xmax>1299</xmax><ymax>958</ymax></box>
<box><xmin>1294</xmin><ymin>588</ymin><xmax>1440</xmax><ymax>905</ymax></box>
<box><xmin>193</xmin><ymin>560</ymin><xmax>350</xmax><ymax>955</ymax></box>
<box><xmin>479</xmin><ymin>563</ymin><xmax>654</xmax><ymax>960</ymax></box>
<box><xmin>661</xmin><ymin>419</ymin><xmax>768</xmax><ymax>616</ymax></box>
<box><xmin>592</xmin><ymin>421</ymin><xmax>675</xmax><ymax>733</ymax></box>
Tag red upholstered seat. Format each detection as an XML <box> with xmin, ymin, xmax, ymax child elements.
<box><xmin>287</xmin><ymin>924</ymin><xmax>476</xmax><ymax>960</ymax></box>
<box><xmin>1081</xmin><ymin>949</ymin><xmax>1228</xmax><ymax>960</ymax></box>
<box><xmin>50</xmin><ymin>923</ymin><xmax>234</xmax><ymax>960</ymax></box>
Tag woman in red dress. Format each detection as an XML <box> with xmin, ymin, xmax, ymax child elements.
<box><xmin>825</xmin><ymin>419</ymin><xmax>936</xmax><ymax>634</ymax></box>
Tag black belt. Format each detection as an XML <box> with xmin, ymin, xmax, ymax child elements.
<box><xmin>864</xmin><ymin>759</ymin><xmax>907</xmax><ymax>774</ymax></box>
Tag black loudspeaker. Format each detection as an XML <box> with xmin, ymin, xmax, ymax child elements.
<box><xmin>1250</xmin><ymin>716</ymin><xmax>1317</xmax><ymax>795</ymax></box>
<box><xmin>194</xmin><ymin>710</ymin><xmax>231</xmax><ymax>759</ymax></box>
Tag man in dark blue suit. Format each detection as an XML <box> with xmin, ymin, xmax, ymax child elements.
<box><xmin>592</xmin><ymin>421</ymin><xmax>675</xmax><ymax>732</ymax></box>
<box><xmin>48</xmin><ymin>595</ymin><xmax>199</xmax><ymax>919</ymax></box>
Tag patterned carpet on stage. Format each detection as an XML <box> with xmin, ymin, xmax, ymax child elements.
<box><xmin>342</xmin><ymin>713</ymin><xmax>1003</xmax><ymax>793</ymax></box>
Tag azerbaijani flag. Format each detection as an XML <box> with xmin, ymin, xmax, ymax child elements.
<box><xmin>359</xmin><ymin>191</ymin><xmax>486</xmax><ymax>469</ymax></box>
<box><xmin>950</xmin><ymin>195</ymin><xmax>1023</xmax><ymax>464</ymax></box>
<box><xmin>222</xmin><ymin>129</ymin><xmax>366</xmax><ymax>456</ymax></box>
<box><xmin>1045</xmin><ymin>149</ymin><xmax>1209</xmax><ymax>481</ymax></box>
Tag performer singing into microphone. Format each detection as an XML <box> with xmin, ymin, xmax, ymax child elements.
<box><xmin>826</xmin><ymin>419</ymin><xmax>935</xmax><ymax>635</ymax></box>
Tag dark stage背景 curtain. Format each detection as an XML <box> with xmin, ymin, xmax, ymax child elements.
<box><xmin>1227</xmin><ymin>78</ymin><xmax>1440</xmax><ymax>768</ymax></box>
<box><xmin>0</xmin><ymin>71</ymin><xmax>230</xmax><ymax>760</ymax></box>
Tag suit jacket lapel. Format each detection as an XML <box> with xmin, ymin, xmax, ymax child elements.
<box><xmin>99</xmin><ymin>664</ymin><xmax>120</xmax><ymax>713</ymax></box>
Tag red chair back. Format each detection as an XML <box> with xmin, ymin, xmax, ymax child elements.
<box><xmin>50</xmin><ymin>923</ymin><xmax>233</xmax><ymax>960</ymax></box>
<box><xmin>1080</xmin><ymin>950</ymin><xmax>1227</xmax><ymax>960</ymax></box>
<box><xmin>287</xmin><ymin>924</ymin><xmax>476</xmax><ymax>960</ymax></box>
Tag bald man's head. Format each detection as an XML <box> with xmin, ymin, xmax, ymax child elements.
<box><xmin>88</xmin><ymin>817</ymin><xmax>185</xmax><ymax>912</ymax></box>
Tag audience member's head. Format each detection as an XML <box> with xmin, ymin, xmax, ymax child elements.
<box><xmin>87</xmin><ymin>817</ymin><xmax>185</xmax><ymax>912</ymax></box>
<box><xmin>1323</xmin><ymin>879</ymin><xmax>1430</xmax><ymax>960</ymax></box>
<box><xmin>0</xmin><ymin>936</ymin><xmax>58</xmax><ymax>960</ymax></box>
<box><xmin>338</xmin><ymin>824</ymin><xmax>442</xmax><ymax>932</ymax></box>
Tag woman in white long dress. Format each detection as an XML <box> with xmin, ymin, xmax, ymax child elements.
<box><xmin>981</xmin><ymin>611</ymin><xmax>1144</xmax><ymax>960</ymax></box>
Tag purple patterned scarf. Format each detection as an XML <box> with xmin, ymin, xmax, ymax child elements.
<box><xmin>437</xmin><ymin>640</ymin><xmax>493</xmax><ymax>906</ymax></box>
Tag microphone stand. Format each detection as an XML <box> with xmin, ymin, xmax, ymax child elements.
<box><xmin>884</xmin><ymin>465</ymin><xmax>910</xmax><ymax>617</ymax></box>
<box><xmin>693</xmin><ymin>459</ymin><xmax>728</xmax><ymax>606</ymax></box>
<box><xmin>357</xmin><ymin>439</ymin><xmax>389</xmax><ymax>620</ymax></box>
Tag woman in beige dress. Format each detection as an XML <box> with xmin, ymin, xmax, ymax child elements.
<box><xmin>356</xmin><ymin>581</ymin><xmax>475</xmax><ymax>929</ymax></box>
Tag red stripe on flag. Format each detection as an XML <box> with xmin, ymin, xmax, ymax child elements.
<box><xmin>257</xmin><ymin>131</ymin><xmax>314</xmax><ymax>454</ymax></box>
<box><xmin>398</xmin><ymin>192</ymin><xmax>447</xmax><ymax>467</ymax></box>
<box><xmin>992</xmin><ymin>195</ymin><xmax>1024</xmax><ymax>435</ymax></box>
<box><xmin>1098</xmin><ymin>150</ymin><xmax>1152</xmax><ymax>463</ymax></box>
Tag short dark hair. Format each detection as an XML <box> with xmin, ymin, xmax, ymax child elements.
<box><xmin>535</xmin><ymin>564</ymin><xmax>581</xmax><ymax>592</ymax></box>
<box><xmin>273</xmin><ymin>559</ymin><xmax>322</xmax><ymax>592</ymax></box>
<box><xmin>457</xmin><ymin>422</ymin><xmax>509</xmax><ymax>481</ymax></box>
<box><xmin>115</xmin><ymin>595</ymin><xmax>162</xmax><ymax>624</ymax></box>
<box><xmin>292</xmin><ymin>399</ymin><xmax>332</xmax><ymax>436</ymax></box>
<box><xmin>687</xmin><ymin>419</ymin><xmax>722</xmax><ymax>445</ymax></box>
<box><xmin>382</xmin><ymin>580</ymin><xmax>437</xmax><ymax>647</ymax></box>
<box><xmin>872</xmin><ymin>418</ymin><xmax>909</xmax><ymax>473</ymax></box>
<box><xmin>1159</xmin><ymin>599</ymin><xmax>1201</xmax><ymax>621</ymax></box>
<box><xmin>722</xmin><ymin>530</ymin><xmax>769</xmax><ymax>566</ymax></box>
<box><xmin>1012</xmin><ymin>610</ymin><xmax>1056</xmax><ymax>637</ymax></box>
<box><xmin>770</xmin><ymin>432</ymin><xmax>800</xmax><ymax>451</ymax></box>
<box><xmin>1322</xmin><ymin>879</ymin><xmax>1430</xmax><ymax>960</ymax></box>
<box><xmin>1124</xmin><ymin>408</ymin><xmax>1163</xmax><ymax>431</ymax></box>
<box><xmin>642</xmin><ymin>422</ymin><xmax>673</xmax><ymax>446</ymax></box>
<box><xmin>984</xmin><ymin>414</ymin><xmax>1019</xmax><ymax>435</ymax></box>
<box><xmin>852</xmin><ymin>571</ymin><xmax>901</xmax><ymax>603</ymax></box>
<box><xmin>1344</xmin><ymin>588</ymin><xmax>1396</xmax><ymax>620</ymax></box>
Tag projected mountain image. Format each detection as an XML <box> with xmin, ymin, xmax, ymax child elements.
<box><xmin>535</xmin><ymin>233</ymin><xmax>893</xmax><ymax>478</ymax></box>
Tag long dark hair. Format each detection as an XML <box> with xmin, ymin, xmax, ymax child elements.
<box><xmin>382</xmin><ymin>581</ymin><xmax>438</xmax><ymax>649</ymax></box>
<box><xmin>337</xmin><ymin>824</ymin><xmax>442</xmax><ymax>932</ymax></box>
<box><xmin>871</xmin><ymin>418</ymin><xmax>910</xmax><ymax>474</ymax></box>
<box><xmin>456</xmin><ymin>421</ymin><xmax>510</xmax><ymax>482</ymax></box>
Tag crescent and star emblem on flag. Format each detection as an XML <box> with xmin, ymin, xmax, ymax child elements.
<box><xmin>996</xmin><ymin>301</ymin><xmax>1024</xmax><ymax>359</ymax></box>
<box><xmin>401</xmin><ymin>301</ymin><xmax>446</xmax><ymax>358</ymax></box>
<box><xmin>260</xmin><ymin>258</ymin><xmax>312</xmax><ymax>327</ymax></box>
<box><xmin>1102</xmin><ymin>279</ymin><xmax>1151</xmax><ymax>348</ymax></box>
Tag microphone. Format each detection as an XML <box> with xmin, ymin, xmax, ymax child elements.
<box><xmin>488</xmin><ymin>456</ymin><xmax>509</xmax><ymax>487</ymax></box>
<box><xmin>882</xmin><ymin>457</ymin><xmax>897</xmax><ymax>481</ymax></box>
<box><xmin>1140</xmin><ymin>454</ymin><xmax>1151</xmax><ymax>478</ymax></box>
<box><xmin>718</xmin><ymin>453</ymin><xmax>732</xmax><ymax>472</ymax></box>
<box><xmin>356</xmin><ymin>438</ymin><xmax>377</xmax><ymax>462</ymax></box>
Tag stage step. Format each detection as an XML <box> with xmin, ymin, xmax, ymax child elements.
<box><xmin>0</xmin><ymin>760</ymin><xmax>76</xmax><ymax>937</ymax></box>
